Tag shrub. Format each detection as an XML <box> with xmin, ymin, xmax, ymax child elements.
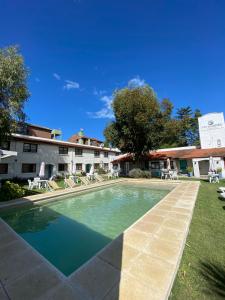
<box><xmin>187</xmin><ymin>166</ymin><xmax>193</xmax><ymax>173</ymax></box>
<box><xmin>142</xmin><ymin>170</ymin><xmax>151</xmax><ymax>178</ymax></box>
<box><xmin>216</xmin><ymin>167</ymin><xmax>222</xmax><ymax>173</ymax></box>
<box><xmin>97</xmin><ymin>167</ymin><xmax>107</xmax><ymax>174</ymax></box>
<box><xmin>129</xmin><ymin>168</ymin><xmax>151</xmax><ymax>178</ymax></box>
<box><xmin>0</xmin><ymin>181</ymin><xmax>25</xmax><ymax>201</ymax></box>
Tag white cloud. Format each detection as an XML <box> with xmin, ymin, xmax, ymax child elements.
<box><xmin>128</xmin><ymin>76</ymin><xmax>145</xmax><ymax>88</ymax></box>
<box><xmin>88</xmin><ymin>95</ymin><xmax>114</xmax><ymax>119</ymax></box>
<box><xmin>93</xmin><ymin>88</ymin><xmax>107</xmax><ymax>96</ymax></box>
<box><xmin>53</xmin><ymin>73</ymin><xmax>61</xmax><ymax>80</ymax></box>
<box><xmin>63</xmin><ymin>80</ymin><xmax>80</xmax><ymax>90</ymax></box>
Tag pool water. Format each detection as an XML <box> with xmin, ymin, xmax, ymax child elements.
<box><xmin>0</xmin><ymin>184</ymin><xmax>169</xmax><ymax>275</ymax></box>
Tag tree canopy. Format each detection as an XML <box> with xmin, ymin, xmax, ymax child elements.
<box><xmin>104</xmin><ymin>86</ymin><xmax>163</xmax><ymax>159</ymax></box>
<box><xmin>0</xmin><ymin>46</ymin><xmax>29</xmax><ymax>144</ymax></box>
<box><xmin>104</xmin><ymin>85</ymin><xmax>201</xmax><ymax>159</ymax></box>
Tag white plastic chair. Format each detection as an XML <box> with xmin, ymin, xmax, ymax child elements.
<box><xmin>171</xmin><ymin>170</ymin><xmax>178</xmax><ymax>180</ymax></box>
<box><xmin>28</xmin><ymin>179</ymin><xmax>34</xmax><ymax>190</ymax></box>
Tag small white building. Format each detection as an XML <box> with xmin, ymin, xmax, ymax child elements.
<box><xmin>199</xmin><ymin>112</ymin><xmax>225</xmax><ymax>149</ymax></box>
<box><xmin>0</xmin><ymin>124</ymin><xmax>120</xmax><ymax>180</ymax></box>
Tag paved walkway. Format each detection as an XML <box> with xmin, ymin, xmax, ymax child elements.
<box><xmin>0</xmin><ymin>179</ymin><xmax>200</xmax><ymax>300</ymax></box>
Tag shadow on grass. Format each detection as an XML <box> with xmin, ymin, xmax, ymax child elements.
<box><xmin>218</xmin><ymin>195</ymin><xmax>225</xmax><ymax>202</ymax></box>
<box><xmin>200</xmin><ymin>261</ymin><xmax>225</xmax><ymax>298</ymax></box>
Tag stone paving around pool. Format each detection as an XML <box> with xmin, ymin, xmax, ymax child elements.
<box><xmin>0</xmin><ymin>179</ymin><xmax>200</xmax><ymax>300</ymax></box>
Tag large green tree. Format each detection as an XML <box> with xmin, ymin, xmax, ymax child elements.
<box><xmin>0</xmin><ymin>46</ymin><xmax>29</xmax><ymax>144</ymax></box>
<box><xmin>176</xmin><ymin>106</ymin><xmax>202</xmax><ymax>146</ymax></box>
<box><xmin>104</xmin><ymin>86</ymin><xmax>202</xmax><ymax>156</ymax></box>
<box><xmin>104</xmin><ymin>85</ymin><xmax>163</xmax><ymax>159</ymax></box>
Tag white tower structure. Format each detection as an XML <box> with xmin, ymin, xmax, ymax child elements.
<box><xmin>198</xmin><ymin>112</ymin><xmax>225</xmax><ymax>149</ymax></box>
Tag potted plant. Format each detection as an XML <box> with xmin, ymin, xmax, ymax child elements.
<box><xmin>187</xmin><ymin>166</ymin><xmax>193</xmax><ymax>177</ymax></box>
<box><xmin>216</xmin><ymin>167</ymin><xmax>222</xmax><ymax>178</ymax></box>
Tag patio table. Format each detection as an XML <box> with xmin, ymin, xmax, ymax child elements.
<box><xmin>36</xmin><ymin>179</ymin><xmax>49</xmax><ymax>189</ymax></box>
<box><xmin>87</xmin><ymin>174</ymin><xmax>95</xmax><ymax>181</ymax></box>
<box><xmin>161</xmin><ymin>170</ymin><xmax>171</xmax><ymax>179</ymax></box>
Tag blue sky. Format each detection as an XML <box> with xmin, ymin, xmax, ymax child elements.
<box><xmin>1</xmin><ymin>0</ymin><xmax>225</xmax><ymax>140</ymax></box>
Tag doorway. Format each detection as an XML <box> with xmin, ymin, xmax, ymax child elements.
<box><xmin>45</xmin><ymin>164</ymin><xmax>54</xmax><ymax>179</ymax></box>
<box><xmin>179</xmin><ymin>160</ymin><xmax>187</xmax><ymax>173</ymax></box>
<box><xmin>85</xmin><ymin>164</ymin><xmax>91</xmax><ymax>173</ymax></box>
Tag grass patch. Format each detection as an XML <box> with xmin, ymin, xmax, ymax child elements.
<box><xmin>170</xmin><ymin>180</ymin><xmax>225</xmax><ymax>300</ymax></box>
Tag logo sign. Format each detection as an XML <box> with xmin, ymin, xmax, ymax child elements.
<box><xmin>208</xmin><ymin>120</ymin><xmax>214</xmax><ymax>126</ymax></box>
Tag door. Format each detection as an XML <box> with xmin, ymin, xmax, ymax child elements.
<box><xmin>85</xmin><ymin>164</ymin><xmax>91</xmax><ymax>173</ymax></box>
<box><xmin>45</xmin><ymin>164</ymin><xmax>53</xmax><ymax>179</ymax></box>
<box><xmin>179</xmin><ymin>160</ymin><xmax>187</xmax><ymax>173</ymax></box>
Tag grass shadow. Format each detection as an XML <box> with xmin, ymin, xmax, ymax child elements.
<box><xmin>200</xmin><ymin>261</ymin><xmax>225</xmax><ymax>298</ymax></box>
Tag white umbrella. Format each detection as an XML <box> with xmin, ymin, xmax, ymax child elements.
<box><xmin>72</xmin><ymin>162</ymin><xmax>76</xmax><ymax>174</ymax></box>
<box><xmin>39</xmin><ymin>162</ymin><xmax>45</xmax><ymax>178</ymax></box>
<box><xmin>52</xmin><ymin>165</ymin><xmax>57</xmax><ymax>176</ymax></box>
<box><xmin>89</xmin><ymin>164</ymin><xmax>94</xmax><ymax>175</ymax></box>
<box><xmin>209</xmin><ymin>156</ymin><xmax>215</xmax><ymax>172</ymax></box>
<box><xmin>166</xmin><ymin>158</ymin><xmax>171</xmax><ymax>170</ymax></box>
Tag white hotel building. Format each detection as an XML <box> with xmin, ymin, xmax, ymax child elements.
<box><xmin>0</xmin><ymin>124</ymin><xmax>120</xmax><ymax>180</ymax></box>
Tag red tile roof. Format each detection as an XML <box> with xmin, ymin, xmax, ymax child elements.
<box><xmin>156</xmin><ymin>147</ymin><xmax>225</xmax><ymax>159</ymax></box>
<box><xmin>112</xmin><ymin>147</ymin><xmax>225</xmax><ymax>163</ymax></box>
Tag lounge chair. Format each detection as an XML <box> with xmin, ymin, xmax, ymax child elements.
<box><xmin>79</xmin><ymin>177</ymin><xmax>90</xmax><ymax>185</ymax></box>
<box><xmin>95</xmin><ymin>174</ymin><xmax>104</xmax><ymax>182</ymax></box>
<box><xmin>219</xmin><ymin>192</ymin><xmax>225</xmax><ymax>199</ymax></box>
<box><xmin>64</xmin><ymin>178</ymin><xmax>76</xmax><ymax>188</ymax></box>
<box><xmin>107</xmin><ymin>171</ymin><xmax>117</xmax><ymax>179</ymax></box>
<box><xmin>48</xmin><ymin>180</ymin><xmax>62</xmax><ymax>191</ymax></box>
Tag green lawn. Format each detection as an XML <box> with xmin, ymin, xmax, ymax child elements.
<box><xmin>170</xmin><ymin>180</ymin><xmax>225</xmax><ymax>299</ymax></box>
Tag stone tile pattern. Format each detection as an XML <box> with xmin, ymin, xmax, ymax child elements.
<box><xmin>0</xmin><ymin>180</ymin><xmax>199</xmax><ymax>300</ymax></box>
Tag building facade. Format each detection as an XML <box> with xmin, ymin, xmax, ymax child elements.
<box><xmin>112</xmin><ymin>113</ymin><xmax>225</xmax><ymax>178</ymax></box>
<box><xmin>0</xmin><ymin>124</ymin><xmax>120</xmax><ymax>180</ymax></box>
<box><xmin>198</xmin><ymin>112</ymin><xmax>225</xmax><ymax>149</ymax></box>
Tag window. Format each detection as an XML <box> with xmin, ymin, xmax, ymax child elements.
<box><xmin>76</xmin><ymin>163</ymin><xmax>82</xmax><ymax>171</ymax></box>
<box><xmin>22</xmin><ymin>164</ymin><xmax>36</xmax><ymax>173</ymax></box>
<box><xmin>58</xmin><ymin>164</ymin><xmax>68</xmax><ymax>172</ymax></box>
<box><xmin>59</xmin><ymin>146</ymin><xmax>68</xmax><ymax>154</ymax></box>
<box><xmin>0</xmin><ymin>141</ymin><xmax>10</xmax><ymax>150</ymax></box>
<box><xmin>104</xmin><ymin>152</ymin><xmax>108</xmax><ymax>158</ymax></box>
<box><xmin>94</xmin><ymin>163</ymin><xmax>100</xmax><ymax>170</ymax></box>
<box><xmin>0</xmin><ymin>164</ymin><xmax>8</xmax><ymax>174</ymax></box>
<box><xmin>23</xmin><ymin>143</ymin><xmax>38</xmax><ymax>153</ymax></box>
<box><xmin>104</xmin><ymin>163</ymin><xmax>109</xmax><ymax>170</ymax></box>
<box><xmin>94</xmin><ymin>150</ymin><xmax>100</xmax><ymax>157</ymax></box>
<box><xmin>75</xmin><ymin>148</ymin><xmax>83</xmax><ymax>156</ymax></box>
<box><xmin>151</xmin><ymin>162</ymin><xmax>160</xmax><ymax>169</ymax></box>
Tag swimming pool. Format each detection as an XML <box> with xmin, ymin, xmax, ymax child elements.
<box><xmin>0</xmin><ymin>183</ymin><xmax>169</xmax><ymax>275</ymax></box>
